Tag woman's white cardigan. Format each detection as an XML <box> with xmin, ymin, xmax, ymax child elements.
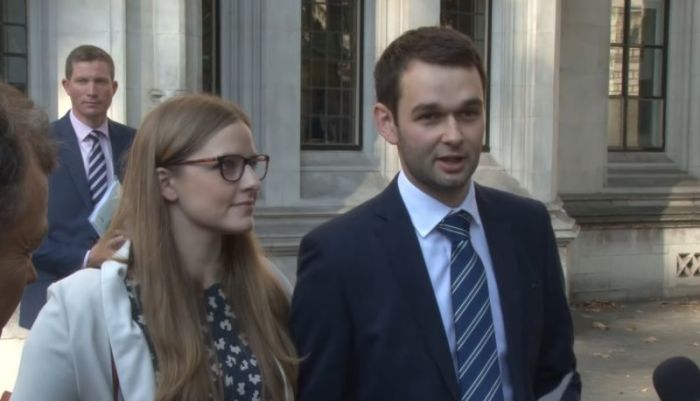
<box><xmin>12</xmin><ymin>253</ymin><xmax>156</xmax><ymax>401</ymax></box>
<box><xmin>12</xmin><ymin>246</ymin><xmax>293</xmax><ymax>401</ymax></box>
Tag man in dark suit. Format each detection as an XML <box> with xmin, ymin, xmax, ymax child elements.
<box><xmin>291</xmin><ymin>27</ymin><xmax>581</xmax><ymax>401</ymax></box>
<box><xmin>20</xmin><ymin>45</ymin><xmax>135</xmax><ymax>328</ymax></box>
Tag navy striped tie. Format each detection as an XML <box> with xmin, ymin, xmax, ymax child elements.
<box><xmin>86</xmin><ymin>130</ymin><xmax>109</xmax><ymax>204</ymax></box>
<box><xmin>438</xmin><ymin>211</ymin><xmax>504</xmax><ymax>401</ymax></box>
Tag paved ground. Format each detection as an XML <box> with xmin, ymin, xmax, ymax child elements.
<box><xmin>573</xmin><ymin>297</ymin><xmax>700</xmax><ymax>401</ymax></box>
<box><xmin>3</xmin><ymin>298</ymin><xmax>700</xmax><ymax>399</ymax></box>
<box><xmin>0</xmin><ymin>310</ymin><xmax>27</xmax><ymax>393</ymax></box>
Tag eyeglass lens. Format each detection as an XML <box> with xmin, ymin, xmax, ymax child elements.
<box><xmin>221</xmin><ymin>155</ymin><xmax>268</xmax><ymax>181</ymax></box>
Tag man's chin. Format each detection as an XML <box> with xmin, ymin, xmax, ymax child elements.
<box><xmin>82</xmin><ymin>110</ymin><xmax>103</xmax><ymax>117</ymax></box>
<box><xmin>436</xmin><ymin>171</ymin><xmax>472</xmax><ymax>188</ymax></box>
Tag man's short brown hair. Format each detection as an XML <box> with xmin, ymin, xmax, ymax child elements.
<box><xmin>0</xmin><ymin>83</ymin><xmax>56</xmax><ymax>229</ymax></box>
<box><xmin>64</xmin><ymin>44</ymin><xmax>116</xmax><ymax>80</ymax></box>
<box><xmin>374</xmin><ymin>26</ymin><xmax>487</xmax><ymax>119</ymax></box>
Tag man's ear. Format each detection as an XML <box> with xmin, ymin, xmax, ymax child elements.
<box><xmin>156</xmin><ymin>167</ymin><xmax>178</xmax><ymax>202</ymax></box>
<box><xmin>374</xmin><ymin>103</ymin><xmax>399</xmax><ymax>145</ymax></box>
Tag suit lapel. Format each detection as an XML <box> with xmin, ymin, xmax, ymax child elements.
<box><xmin>374</xmin><ymin>179</ymin><xmax>459</xmax><ymax>400</ymax></box>
<box><xmin>107</xmin><ymin>120</ymin><xmax>131</xmax><ymax>180</ymax></box>
<box><xmin>56</xmin><ymin>113</ymin><xmax>93</xmax><ymax>209</ymax></box>
<box><xmin>475</xmin><ymin>185</ymin><xmax>526</xmax><ymax>398</ymax></box>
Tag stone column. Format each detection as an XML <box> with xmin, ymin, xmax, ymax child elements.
<box><xmin>28</xmin><ymin>1</ymin><xmax>55</xmax><ymax>115</ymax></box>
<box><xmin>491</xmin><ymin>0</ymin><xmax>578</xmax><ymax>294</ymax></box>
<box><xmin>686</xmin><ymin>2</ymin><xmax>700</xmax><ymax>177</ymax></box>
<box><xmin>490</xmin><ymin>0</ymin><xmax>564</xmax><ymax>204</ymax></box>
<box><xmin>124</xmin><ymin>0</ymin><xmax>200</xmax><ymax>126</ymax></box>
<box><xmin>558</xmin><ymin>0</ymin><xmax>609</xmax><ymax>194</ymax></box>
<box><xmin>220</xmin><ymin>0</ymin><xmax>302</xmax><ymax>207</ymax></box>
<box><xmin>374</xmin><ymin>0</ymin><xmax>440</xmax><ymax>179</ymax></box>
<box><xmin>530</xmin><ymin>0</ymin><xmax>561</xmax><ymax>203</ymax></box>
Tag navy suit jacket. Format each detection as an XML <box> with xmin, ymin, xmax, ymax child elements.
<box><xmin>291</xmin><ymin>178</ymin><xmax>581</xmax><ymax>401</ymax></box>
<box><xmin>20</xmin><ymin>112</ymin><xmax>135</xmax><ymax>328</ymax></box>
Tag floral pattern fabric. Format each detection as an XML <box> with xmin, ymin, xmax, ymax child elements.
<box><xmin>125</xmin><ymin>279</ymin><xmax>263</xmax><ymax>401</ymax></box>
<box><xmin>204</xmin><ymin>283</ymin><xmax>263</xmax><ymax>401</ymax></box>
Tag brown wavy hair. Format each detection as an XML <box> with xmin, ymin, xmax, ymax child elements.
<box><xmin>107</xmin><ymin>93</ymin><xmax>297</xmax><ymax>400</ymax></box>
<box><xmin>0</xmin><ymin>82</ymin><xmax>55</xmax><ymax>228</ymax></box>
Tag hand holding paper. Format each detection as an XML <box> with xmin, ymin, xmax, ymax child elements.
<box><xmin>89</xmin><ymin>180</ymin><xmax>121</xmax><ymax>237</ymax></box>
<box><xmin>86</xmin><ymin>232</ymin><xmax>126</xmax><ymax>267</ymax></box>
<box><xmin>87</xmin><ymin>181</ymin><xmax>126</xmax><ymax>267</ymax></box>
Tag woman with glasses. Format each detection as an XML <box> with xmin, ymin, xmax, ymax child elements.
<box><xmin>13</xmin><ymin>94</ymin><xmax>297</xmax><ymax>401</ymax></box>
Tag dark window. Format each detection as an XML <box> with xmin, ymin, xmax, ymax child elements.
<box><xmin>440</xmin><ymin>0</ymin><xmax>490</xmax><ymax>150</ymax></box>
<box><xmin>0</xmin><ymin>0</ymin><xmax>28</xmax><ymax>93</ymax></box>
<box><xmin>202</xmin><ymin>0</ymin><xmax>220</xmax><ymax>94</ymax></box>
<box><xmin>608</xmin><ymin>0</ymin><xmax>668</xmax><ymax>151</ymax></box>
<box><xmin>301</xmin><ymin>0</ymin><xmax>362</xmax><ymax>150</ymax></box>
<box><xmin>440</xmin><ymin>0</ymin><xmax>488</xmax><ymax>61</ymax></box>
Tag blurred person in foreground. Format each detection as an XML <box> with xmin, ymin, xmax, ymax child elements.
<box><xmin>13</xmin><ymin>94</ymin><xmax>297</xmax><ymax>401</ymax></box>
<box><xmin>0</xmin><ymin>82</ymin><xmax>55</xmax><ymax>336</ymax></box>
<box><xmin>20</xmin><ymin>44</ymin><xmax>135</xmax><ymax>328</ymax></box>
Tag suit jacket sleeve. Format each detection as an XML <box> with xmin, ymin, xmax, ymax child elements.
<box><xmin>32</xmin><ymin>237</ymin><xmax>87</xmax><ymax>277</ymax></box>
<box><xmin>535</xmin><ymin>206</ymin><xmax>581</xmax><ymax>401</ymax></box>
<box><xmin>292</xmin><ymin>231</ymin><xmax>353</xmax><ymax>401</ymax></box>
<box><xmin>31</xmin><ymin>122</ymin><xmax>135</xmax><ymax>277</ymax></box>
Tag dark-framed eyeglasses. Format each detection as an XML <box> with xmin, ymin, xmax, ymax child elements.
<box><xmin>165</xmin><ymin>154</ymin><xmax>270</xmax><ymax>182</ymax></box>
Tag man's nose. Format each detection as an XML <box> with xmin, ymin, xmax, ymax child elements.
<box><xmin>86</xmin><ymin>82</ymin><xmax>98</xmax><ymax>95</ymax></box>
<box><xmin>442</xmin><ymin>115</ymin><xmax>462</xmax><ymax>144</ymax></box>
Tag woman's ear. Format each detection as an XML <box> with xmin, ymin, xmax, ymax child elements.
<box><xmin>156</xmin><ymin>167</ymin><xmax>178</xmax><ymax>202</ymax></box>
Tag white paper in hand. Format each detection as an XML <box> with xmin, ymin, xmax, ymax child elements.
<box><xmin>537</xmin><ymin>371</ymin><xmax>574</xmax><ymax>401</ymax></box>
<box><xmin>89</xmin><ymin>180</ymin><xmax>121</xmax><ymax>237</ymax></box>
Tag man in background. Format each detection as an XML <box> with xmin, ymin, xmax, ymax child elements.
<box><xmin>0</xmin><ymin>82</ymin><xmax>55</xmax><ymax>336</ymax></box>
<box><xmin>292</xmin><ymin>27</ymin><xmax>580</xmax><ymax>401</ymax></box>
<box><xmin>20</xmin><ymin>45</ymin><xmax>135</xmax><ymax>328</ymax></box>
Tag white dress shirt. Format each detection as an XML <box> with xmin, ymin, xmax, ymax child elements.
<box><xmin>69</xmin><ymin>110</ymin><xmax>115</xmax><ymax>184</ymax></box>
<box><xmin>397</xmin><ymin>171</ymin><xmax>514</xmax><ymax>401</ymax></box>
<box><xmin>69</xmin><ymin>111</ymin><xmax>114</xmax><ymax>267</ymax></box>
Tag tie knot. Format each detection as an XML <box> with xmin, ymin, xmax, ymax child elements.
<box><xmin>87</xmin><ymin>130</ymin><xmax>103</xmax><ymax>144</ymax></box>
<box><xmin>437</xmin><ymin>210</ymin><xmax>472</xmax><ymax>243</ymax></box>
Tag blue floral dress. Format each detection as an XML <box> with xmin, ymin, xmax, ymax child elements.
<box><xmin>125</xmin><ymin>279</ymin><xmax>263</xmax><ymax>400</ymax></box>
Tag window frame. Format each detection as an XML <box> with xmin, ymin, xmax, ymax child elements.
<box><xmin>440</xmin><ymin>0</ymin><xmax>492</xmax><ymax>152</ymax></box>
<box><xmin>300</xmin><ymin>0</ymin><xmax>364</xmax><ymax>151</ymax></box>
<box><xmin>0</xmin><ymin>0</ymin><xmax>29</xmax><ymax>93</ymax></box>
<box><xmin>608</xmin><ymin>0</ymin><xmax>670</xmax><ymax>152</ymax></box>
<box><xmin>202</xmin><ymin>0</ymin><xmax>221</xmax><ymax>94</ymax></box>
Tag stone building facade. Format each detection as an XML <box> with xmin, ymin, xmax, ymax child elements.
<box><xmin>5</xmin><ymin>0</ymin><xmax>700</xmax><ymax>301</ymax></box>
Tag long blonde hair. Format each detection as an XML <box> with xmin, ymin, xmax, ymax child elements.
<box><xmin>108</xmin><ymin>94</ymin><xmax>297</xmax><ymax>400</ymax></box>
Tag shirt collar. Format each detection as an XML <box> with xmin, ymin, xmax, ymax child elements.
<box><xmin>397</xmin><ymin>171</ymin><xmax>482</xmax><ymax>238</ymax></box>
<box><xmin>69</xmin><ymin>110</ymin><xmax>110</xmax><ymax>143</ymax></box>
